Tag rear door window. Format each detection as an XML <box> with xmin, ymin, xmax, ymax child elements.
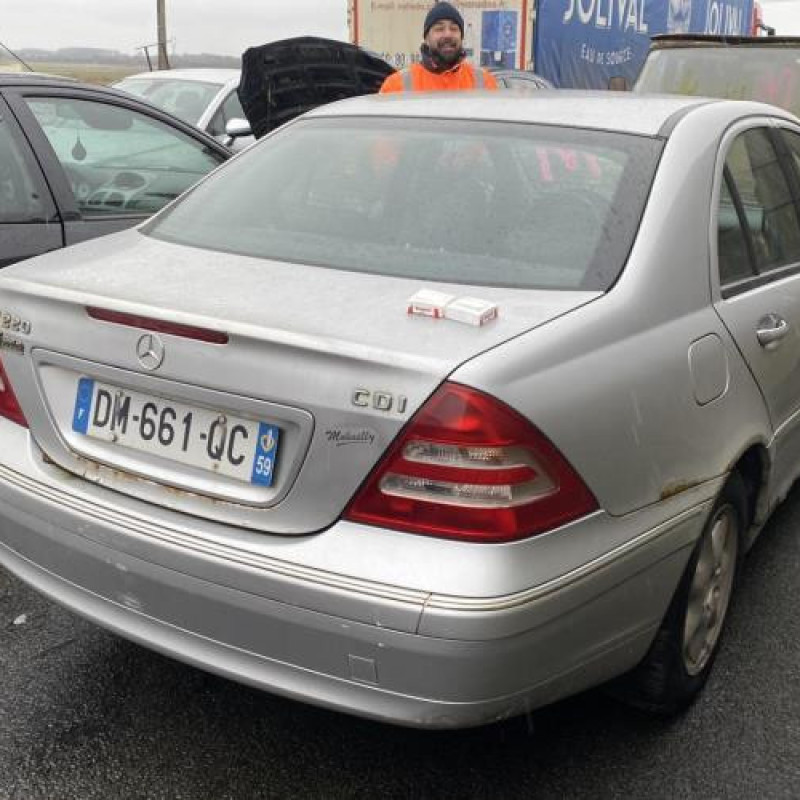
<box><xmin>778</xmin><ymin>128</ymin><xmax>800</xmax><ymax>185</ymax></box>
<box><xmin>717</xmin><ymin>127</ymin><xmax>800</xmax><ymax>293</ymax></box>
<box><xmin>0</xmin><ymin>103</ymin><xmax>61</xmax><ymax>268</ymax></box>
<box><xmin>0</xmin><ymin>112</ymin><xmax>48</xmax><ymax>223</ymax></box>
<box><xmin>718</xmin><ymin>173</ymin><xmax>757</xmax><ymax>286</ymax></box>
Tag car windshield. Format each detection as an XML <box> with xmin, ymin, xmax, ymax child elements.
<box><xmin>635</xmin><ymin>46</ymin><xmax>800</xmax><ymax>117</ymax></box>
<box><xmin>114</xmin><ymin>77</ymin><xmax>224</xmax><ymax>124</ymax></box>
<box><xmin>144</xmin><ymin>117</ymin><xmax>662</xmax><ymax>290</ymax></box>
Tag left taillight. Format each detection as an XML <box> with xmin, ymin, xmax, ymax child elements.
<box><xmin>0</xmin><ymin>356</ymin><xmax>28</xmax><ymax>427</ymax></box>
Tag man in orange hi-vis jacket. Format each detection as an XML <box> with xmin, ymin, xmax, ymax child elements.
<box><xmin>379</xmin><ymin>2</ymin><xmax>499</xmax><ymax>94</ymax></box>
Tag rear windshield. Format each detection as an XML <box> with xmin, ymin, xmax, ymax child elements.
<box><xmin>145</xmin><ymin>117</ymin><xmax>662</xmax><ymax>290</ymax></box>
<box><xmin>635</xmin><ymin>46</ymin><xmax>800</xmax><ymax>116</ymax></box>
<box><xmin>114</xmin><ymin>78</ymin><xmax>223</xmax><ymax>124</ymax></box>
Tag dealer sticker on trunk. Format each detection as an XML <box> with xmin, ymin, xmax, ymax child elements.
<box><xmin>72</xmin><ymin>378</ymin><xmax>279</xmax><ymax>487</ymax></box>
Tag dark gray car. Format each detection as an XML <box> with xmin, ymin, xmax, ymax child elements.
<box><xmin>0</xmin><ymin>73</ymin><xmax>230</xmax><ymax>268</ymax></box>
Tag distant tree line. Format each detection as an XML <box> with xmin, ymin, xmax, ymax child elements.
<box><xmin>17</xmin><ymin>47</ymin><xmax>240</xmax><ymax>68</ymax></box>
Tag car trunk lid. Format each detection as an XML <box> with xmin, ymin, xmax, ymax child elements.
<box><xmin>0</xmin><ymin>231</ymin><xmax>600</xmax><ymax>533</ymax></box>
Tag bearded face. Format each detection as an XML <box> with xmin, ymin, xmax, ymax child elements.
<box><xmin>425</xmin><ymin>19</ymin><xmax>464</xmax><ymax>66</ymax></box>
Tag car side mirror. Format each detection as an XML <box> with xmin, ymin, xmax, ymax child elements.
<box><xmin>224</xmin><ymin>118</ymin><xmax>252</xmax><ymax>141</ymax></box>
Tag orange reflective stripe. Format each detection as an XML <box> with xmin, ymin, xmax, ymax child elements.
<box><xmin>389</xmin><ymin>62</ymin><xmax>498</xmax><ymax>92</ymax></box>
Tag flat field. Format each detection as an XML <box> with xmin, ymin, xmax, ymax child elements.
<box><xmin>29</xmin><ymin>61</ymin><xmax>140</xmax><ymax>85</ymax></box>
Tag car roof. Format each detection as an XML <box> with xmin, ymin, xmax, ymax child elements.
<box><xmin>650</xmin><ymin>34</ymin><xmax>800</xmax><ymax>47</ymax></box>
<box><xmin>118</xmin><ymin>68</ymin><xmax>240</xmax><ymax>83</ymax></box>
<box><xmin>0</xmin><ymin>72</ymin><xmax>168</xmax><ymax>104</ymax></box>
<box><xmin>0</xmin><ymin>71</ymin><xmax>81</xmax><ymax>88</ymax></box>
<box><xmin>306</xmin><ymin>90</ymin><xmax>774</xmax><ymax>137</ymax></box>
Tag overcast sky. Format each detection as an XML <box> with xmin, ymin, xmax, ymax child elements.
<box><xmin>0</xmin><ymin>0</ymin><xmax>797</xmax><ymax>57</ymax></box>
<box><xmin>0</xmin><ymin>1</ymin><xmax>349</xmax><ymax>57</ymax></box>
<box><xmin>760</xmin><ymin>0</ymin><xmax>800</xmax><ymax>34</ymax></box>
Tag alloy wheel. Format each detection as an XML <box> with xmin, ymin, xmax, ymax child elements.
<box><xmin>682</xmin><ymin>503</ymin><xmax>739</xmax><ymax>676</ymax></box>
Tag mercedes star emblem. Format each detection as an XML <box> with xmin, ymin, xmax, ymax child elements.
<box><xmin>136</xmin><ymin>332</ymin><xmax>165</xmax><ymax>371</ymax></box>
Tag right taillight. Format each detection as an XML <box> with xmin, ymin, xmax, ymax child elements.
<box><xmin>0</xmin><ymin>355</ymin><xmax>28</xmax><ymax>428</ymax></box>
<box><xmin>344</xmin><ymin>382</ymin><xmax>597</xmax><ymax>543</ymax></box>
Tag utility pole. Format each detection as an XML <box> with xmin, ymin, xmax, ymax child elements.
<box><xmin>157</xmin><ymin>0</ymin><xmax>170</xmax><ymax>70</ymax></box>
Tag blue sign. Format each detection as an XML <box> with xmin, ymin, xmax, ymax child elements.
<box><xmin>534</xmin><ymin>0</ymin><xmax>755</xmax><ymax>88</ymax></box>
<box><xmin>480</xmin><ymin>10</ymin><xmax>519</xmax><ymax>69</ymax></box>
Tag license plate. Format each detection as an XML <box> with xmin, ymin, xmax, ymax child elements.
<box><xmin>72</xmin><ymin>378</ymin><xmax>279</xmax><ymax>487</ymax></box>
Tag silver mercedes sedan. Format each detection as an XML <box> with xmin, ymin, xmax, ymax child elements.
<box><xmin>0</xmin><ymin>92</ymin><xmax>798</xmax><ymax>728</ymax></box>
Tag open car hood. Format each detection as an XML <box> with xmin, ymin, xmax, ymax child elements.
<box><xmin>238</xmin><ymin>36</ymin><xmax>396</xmax><ymax>138</ymax></box>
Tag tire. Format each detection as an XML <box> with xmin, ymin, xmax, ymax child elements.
<box><xmin>616</xmin><ymin>472</ymin><xmax>745</xmax><ymax>715</ymax></box>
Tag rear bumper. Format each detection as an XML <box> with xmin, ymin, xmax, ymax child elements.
<box><xmin>0</xmin><ymin>439</ymin><xmax>712</xmax><ymax>729</ymax></box>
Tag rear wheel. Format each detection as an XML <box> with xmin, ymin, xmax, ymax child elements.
<box><xmin>618</xmin><ymin>473</ymin><xmax>745</xmax><ymax>714</ymax></box>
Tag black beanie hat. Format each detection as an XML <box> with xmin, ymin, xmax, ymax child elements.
<box><xmin>424</xmin><ymin>2</ymin><xmax>464</xmax><ymax>37</ymax></box>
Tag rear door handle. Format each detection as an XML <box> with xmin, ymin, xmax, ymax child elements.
<box><xmin>756</xmin><ymin>313</ymin><xmax>790</xmax><ymax>349</ymax></box>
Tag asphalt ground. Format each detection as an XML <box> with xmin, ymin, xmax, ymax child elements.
<box><xmin>1</xmin><ymin>486</ymin><xmax>799</xmax><ymax>800</ymax></box>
